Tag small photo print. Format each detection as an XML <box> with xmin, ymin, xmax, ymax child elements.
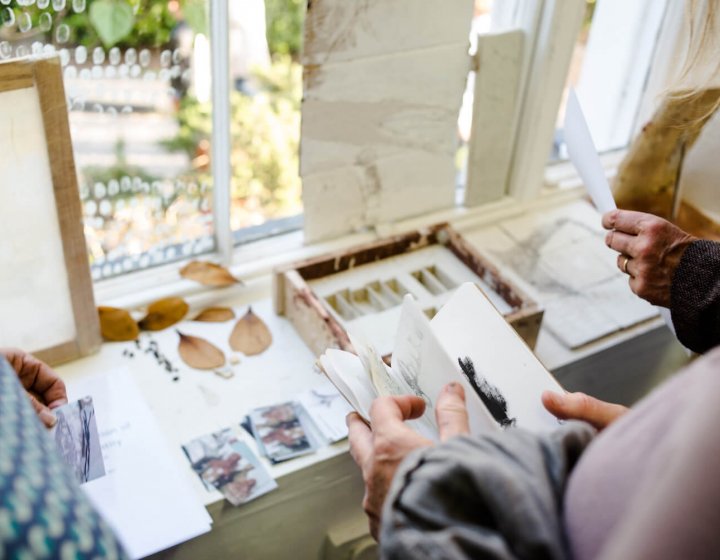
<box><xmin>248</xmin><ymin>401</ymin><xmax>321</xmax><ymax>463</ymax></box>
<box><xmin>182</xmin><ymin>428</ymin><xmax>277</xmax><ymax>506</ymax></box>
<box><xmin>50</xmin><ymin>396</ymin><xmax>106</xmax><ymax>484</ymax></box>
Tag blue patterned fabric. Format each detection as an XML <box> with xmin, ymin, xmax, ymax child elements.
<box><xmin>0</xmin><ymin>357</ymin><xmax>128</xmax><ymax>559</ymax></box>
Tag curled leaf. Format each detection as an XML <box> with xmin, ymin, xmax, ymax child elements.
<box><xmin>139</xmin><ymin>297</ymin><xmax>189</xmax><ymax>331</ymax></box>
<box><xmin>98</xmin><ymin>306</ymin><xmax>139</xmax><ymax>341</ymax></box>
<box><xmin>177</xmin><ymin>331</ymin><xmax>226</xmax><ymax>370</ymax></box>
<box><xmin>229</xmin><ymin>306</ymin><xmax>273</xmax><ymax>356</ymax></box>
<box><xmin>192</xmin><ymin>307</ymin><xmax>236</xmax><ymax>322</ymax></box>
<box><xmin>180</xmin><ymin>261</ymin><xmax>241</xmax><ymax>287</ymax></box>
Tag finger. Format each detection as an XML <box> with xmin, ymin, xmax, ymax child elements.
<box><xmin>370</xmin><ymin>395</ymin><xmax>426</xmax><ymax>428</ymax></box>
<box><xmin>617</xmin><ymin>254</ymin><xmax>634</xmax><ymax>277</ymax></box>
<box><xmin>435</xmin><ymin>383</ymin><xmax>470</xmax><ymax>441</ymax></box>
<box><xmin>1</xmin><ymin>348</ymin><xmax>68</xmax><ymax>408</ymax></box>
<box><xmin>601</xmin><ymin>209</ymin><xmax>618</xmax><ymax>230</ymax></box>
<box><xmin>26</xmin><ymin>392</ymin><xmax>57</xmax><ymax>428</ymax></box>
<box><xmin>606</xmin><ymin>229</ymin><xmax>636</xmax><ymax>256</ymax></box>
<box><xmin>606</xmin><ymin>209</ymin><xmax>654</xmax><ymax>235</ymax></box>
<box><xmin>542</xmin><ymin>390</ymin><xmax>628</xmax><ymax>430</ymax></box>
<box><xmin>347</xmin><ymin>412</ymin><xmax>373</xmax><ymax>467</ymax></box>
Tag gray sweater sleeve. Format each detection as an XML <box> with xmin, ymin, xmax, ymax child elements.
<box><xmin>379</xmin><ymin>423</ymin><xmax>595</xmax><ymax>560</ymax></box>
<box><xmin>670</xmin><ymin>239</ymin><xmax>720</xmax><ymax>353</ymax></box>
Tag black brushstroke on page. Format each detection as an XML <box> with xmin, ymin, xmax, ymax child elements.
<box><xmin>458</xmin><ymin>356</ymin><xmax>516</xmax><ymax>428</ymax></box>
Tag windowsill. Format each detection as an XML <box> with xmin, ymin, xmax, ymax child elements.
<box><xmin>95</xmin><ymin>186</ymin><xmax>586</xmax><ymax>310</ymax></box>
<box><xmin>65</xmin><ymin>188</ymin><xmax>692</xmax><ymax>557</ymax></box>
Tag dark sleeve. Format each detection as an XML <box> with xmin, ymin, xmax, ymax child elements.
<box><xmin>670</xmin><ymin>240</ymin><xmax>720</xmax><ymax>353</ymax></box>
<box><xmin>0</xmin><ymin>357</ymin><xmax>129</xmax><ymax>559</ymax></box>
<box><xmin>379</xmin><ymin>423</ymin><xmax>595</xmax><ymax>560</ymax></box>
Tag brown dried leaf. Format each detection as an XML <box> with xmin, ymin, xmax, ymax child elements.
<box><xmin>177</xmin><ymin>331</ymin><xmax>226</xmax><ymax>370</ymax></box>
<box><xmin>179</xmin><ymin>261</ymin><xmax>241</xmax><ymax>287</ymax></box>
<box><xmin>98</xmin><ymin>306</ymin><xmax>139</xmax><ymax>341</ymax></box>
<box><xmin>138</xmin><ymin>297</ymin><xmax>189</xmax><ymax>331</ymax></box>
<box><xmin>229</xmin><ymin>306</ymin><xmax>273</xmax><ymax>356</ymax></box>
<box><xmin>192</xmin><ymin>307</ymin><xmax>236</xmax><ymax>322</ymax></box>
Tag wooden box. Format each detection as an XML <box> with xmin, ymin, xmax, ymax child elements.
<box><xmin>273</xmin><ymin>223</ymin><xmax>543</xmax><ymax>358</ymax></box>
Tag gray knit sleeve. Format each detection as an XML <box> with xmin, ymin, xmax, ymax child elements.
<box><xmin>379</xmin><ymin>423</ymin><xmax>595</xmax><ymax>560</ymax></box>
<box><xmin>670</xmin><ymin>240</ymin><xmax>720</xmax><ymax>353</ymax></box>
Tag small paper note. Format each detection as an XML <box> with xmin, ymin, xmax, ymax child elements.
<box><xmin>564</xmin><ymin>89</ymin><xmax>617</xmax><ymax>214</ymax></box>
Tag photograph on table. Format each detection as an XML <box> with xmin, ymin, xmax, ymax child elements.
<box><xmin>248</xmin><ymin>401</ymin><xmax>323</xmax><ymax>463</ymax></box>
<box><xmin>51</xmin><ymin>396</ymin><xmax>106</xmax><ymax>484</ymax></box>
<box><xmin>182</xmin><ymin>428</ymin><xmax>277</xmax><ymax>506</ymax></box>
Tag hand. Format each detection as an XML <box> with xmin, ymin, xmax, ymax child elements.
<box><xmin>1</xmin><ymin>348</ymin><xmax>68</xmax><ymax>428</ymax></box>
<box><xmin>602</xmin><ymin>209</ymin><xmax>697</xmax><ymax>307</ymax></box>
<box><xmin>542</xmin><ymin>390</ymin><xmax>627</xmax><ymax>431</ymax></box>
<box><xmin>347</xmin><ymin>382</ymin><xmax>470</xmax><ymax>540</ymax></box>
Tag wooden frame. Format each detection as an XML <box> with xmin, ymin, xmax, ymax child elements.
<box><xmin>274</xmin><ymin>223</ymin><xmax>543</xmax><ymax>358</ymax></box>
<box><xmin>0</xmin><ymin>56</ymin><xmax>101</xmax><ymax>365</ymax></box>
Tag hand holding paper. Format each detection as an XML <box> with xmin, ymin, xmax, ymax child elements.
<box><xmin>564</xmin><ymin>89</ymin><xmax>677</xmax><ymax>335</ymax></box>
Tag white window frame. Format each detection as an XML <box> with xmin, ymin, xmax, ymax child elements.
<box><xmin>93</xmin><ymin>0</ymin><xmax>680</xmax><ymax>308</ymax></box>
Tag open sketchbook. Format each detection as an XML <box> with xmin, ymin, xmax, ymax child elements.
<box><xmin>319</xmin><ymin>283</ymin><xmax>563</xmax><ymax>440</ymax></box>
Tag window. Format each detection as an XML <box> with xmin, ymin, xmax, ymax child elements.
<box><xmin>0</xmin><ymin>0</ymin><xmax>304</xmax><ymax>281</ymax></box>
<box><xmin>550</xmin><ymin>0</ymin><xmax>668</xmax><ymax>163</ymax></box>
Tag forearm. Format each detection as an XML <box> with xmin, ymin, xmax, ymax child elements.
<box><xmin>670</xmin><ymin>240</ymin><xmax>720</xmax><ymax>353</ymax></box>
<box><xmin>380</xmin><ymin>423</ymin><xmax>595</xmax><ymax>560</ymax></box>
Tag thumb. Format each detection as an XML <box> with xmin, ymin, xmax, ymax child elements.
<box><xmin>542</xmin><ymin>390</ymin><xmax>627</xmax><ymax>430</ymax></box>
<box><xmin>436</xmin><ymin>383</ymin><xmax>470</xmax><ymax>441</ymax></box>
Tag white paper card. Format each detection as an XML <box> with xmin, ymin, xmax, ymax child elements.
<box><xmin>67</xmin><ymin>368</ymin><xmax>212</xmax><ymax>559</ymax></box>
<box><xmin>564</xmin><ymin>88</ymin><xmax>617</xmax><ymax>215</ymax></box>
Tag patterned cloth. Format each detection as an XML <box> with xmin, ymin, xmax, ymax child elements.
<box><xmin>0</xmin><ymin>357</ymin><xmax>127</xmax><ymax>559</ymax></box>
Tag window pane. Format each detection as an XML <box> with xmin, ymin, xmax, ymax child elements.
<box><xmin>228</xmin><ymin>0</ymin><xmax>303</xmax><ymax>244</ymax></box>
<box><xmin>550</xmin><ymin>0</ymin><xmax>664</xmax><ymax>163</ymax></box>
<box><xmin>0</xmin><ymin>0</ymin><xmax>214</xmax><ymax>280</ymax></box>
<box><xmin>550</xmin><ymin>0</ymin><xmax>598</xmax><ymax>162</ymax></box>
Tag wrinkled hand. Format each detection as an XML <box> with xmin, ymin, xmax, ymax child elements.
<box><xmin>1</xmin><ymin>348</ymin><xmax>68</xmax><ymax>428</ymax></box>
<box><xmin>603</xmin><ymin>209</ymin><xmax>697</xmax><ymax>307</ymax></box>
<box><xmin>347</xmin><ymin>383</ymin><xmax>470</xmax><ymax>540</ymax></box>
<box><xmin>542</xmin><ymin>390</ymin><xmax>627</xmax><ymax>431</ymax></box>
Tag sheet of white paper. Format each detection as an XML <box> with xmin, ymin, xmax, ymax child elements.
<box><xmin>67</xmin><ymin>368</ymin><xmax>212</xmax><ymax>559</ymax></box>
<box><xmin>564</xmin><ymin>90</ymin><xmax>678</xmax><ymax>337</ymax></box>
<box><xmin>431</xmin><ymin>283</ymin><xmax>563</xmax><ymax>433</ymax></box>
<box><xmin>564</xmin><ymin>89</ymin><xmax>617</xmax><ymax>215</ymax></box>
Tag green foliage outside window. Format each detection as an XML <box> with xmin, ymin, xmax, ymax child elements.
<box><xmin>163</xmin><ymin>56</ymin><xmax>302</xmax><ymax>222</ymax></box>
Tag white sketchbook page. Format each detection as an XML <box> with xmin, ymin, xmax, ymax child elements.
<box><xmin>68</xmin><ymin>368</ymin><xmax>212</xmax><ymax>559</ymax></box>
<box><xmin>392</xmin><ymin>295</ymin><xmax>497</xmax><ymax>438</ymax></box>
<box><xmin>319</xmin><ymin>349</ymin><xmax>378</xmax><ymax>421</ymax></box>
<box><xmin>431</xmin><ymin>283</ymin><xmax>562</xmax><ymax>433</ymax></box>
<box><xmin>0</xmin><ymin>87</ymin><xmax>76</xmax><ymax>351</ymax></box>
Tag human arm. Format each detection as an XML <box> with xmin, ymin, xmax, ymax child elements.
<box><xmin>346</xmin><ymin>382</ymin><xmax>470</xmax><ymax>540</ymax></box>
<box><xmin>348</xmin><ymin>383</ymin><xmax>595</xmax><ymax>558</ymax></box>
<box><xmin>0</xmin><ymin>348</ymin><xmax>68</xmax><ymax>428</ymax></box>
<box><xmin>541</xmin><ymin>390</ymin><xmax>627</xmax><ymax>431</ymax></box>
<box><xmin>668</xmin><ymin>240</ymin><xmax>720</xmax><ymax>353</ymax></box>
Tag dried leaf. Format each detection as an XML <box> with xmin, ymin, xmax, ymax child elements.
<box><xmin>98</xmin><ymin>306</ymin><xmax>139</xmax><ymax>341</ymax></box>
<box><xmin>192</xmin><ymin>307</ymin><xmax>236</xmax><ymax>322</ymax></box>
<box><xmin>177</xmin><ymin>331</ymin><xmax>226</xmax><ymax>370</ymax></box>
<box><xmin>229</xmin><ymin>306</ymin><xmax>273</xmax><ymax>356</ymax></box>
<box><xmin>139</xmin><ymin>297</ymin><xmax>189</xmax><ymax>331</ymax></box>
<box><xmin>180</xmin><ymin>261</ymin><xmax>241</xmax><ymax>287</ymax></box>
